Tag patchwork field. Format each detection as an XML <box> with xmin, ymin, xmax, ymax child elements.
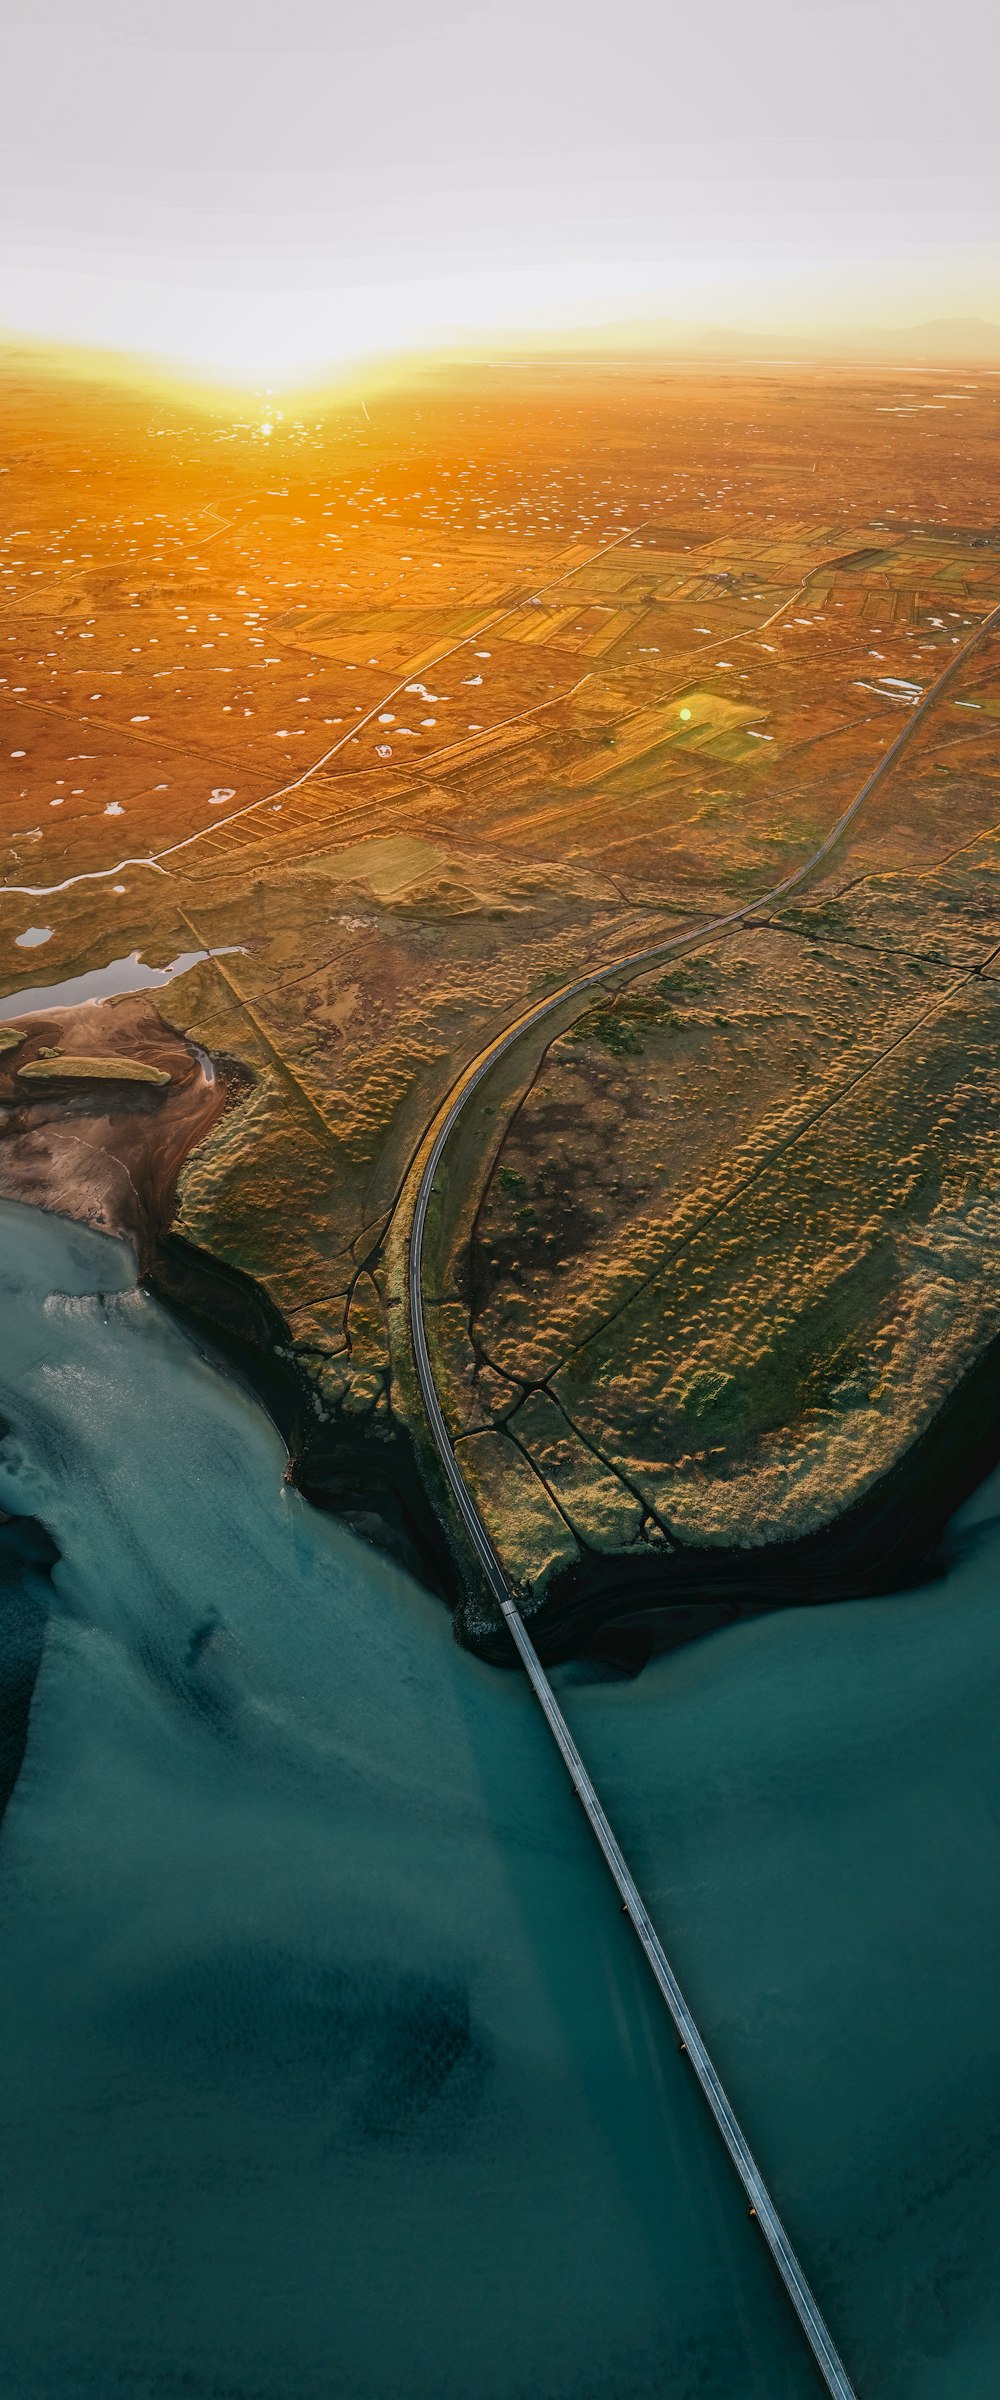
<box><xmin>2</xmin><ymin>352</ymin><xmax>998</xmax><ymax>1637</ymax></box>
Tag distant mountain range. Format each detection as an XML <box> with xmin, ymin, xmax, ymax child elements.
<box><xmin>869</xmin><ymin>317</ymin><xmax>1000</xmax><ymax>360</ymax></box>
<box><xmin>2</xmin><ymin>315</ymin><xmax>998</xmax><ymax>400</ymax></box>
<box><xmin>538</xmin><ymin>316</ymin><xmax>1000</xmax><ymax>367</ymax></box>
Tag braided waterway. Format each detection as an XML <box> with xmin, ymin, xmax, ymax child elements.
<box><xmin>0</xmin><ymin>1197</ymin><xmax>998</xmax><ymax>2398</ymax></box>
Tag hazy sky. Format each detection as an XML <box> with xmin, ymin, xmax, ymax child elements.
<box><xmin>2</xmin><ymin>0</ymin><xmax>997</xmax><ymax>383</ymax></box>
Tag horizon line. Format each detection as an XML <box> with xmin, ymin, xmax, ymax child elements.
<box><xmin>2</xmin><ymin>313</ymin><xmax>999</xmax><ymax>410</ymax></box>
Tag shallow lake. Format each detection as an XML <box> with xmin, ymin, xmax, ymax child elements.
<box><xmin>0</xmin><ymin>1198</ymin><xmax>998</xmax><ymax>2399</ymax></box>
<box><xmin>0</xmin><ymin>945</ymin><xmax>242</xmax><ymax>1021</ymax></box>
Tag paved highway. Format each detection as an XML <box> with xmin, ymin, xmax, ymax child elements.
<box><xmin>0</xmin><ymin>526</ymin><xmax>819</xmax><ymax>904</ymax></box>
<box><xmin>409</xmin><ymin>1050</ymin><xmax>862</xmax><ymax>2400</ymax></box>
<box><xmin>406</xmin><ymin>602</ymin><xmax>999</xmax><ymax>2394</ymax></box>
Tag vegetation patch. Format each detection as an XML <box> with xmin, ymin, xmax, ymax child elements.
<box><xmin>17</xmin><ymin>1054</ymin><xmax>171</xmax><ymax>1086</ymax></box>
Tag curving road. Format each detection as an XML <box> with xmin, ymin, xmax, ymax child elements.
<box><xmin>0</xmin><ymin>530</ymin><xmax>641</xmax><ymax>904</ymax></box>
<box><xmin>0</xmin><ymin>527</ymin><xmax>824</xmax><ymax>906</ymax></box>
<box><xmin>407</xmin><ymin>600</ymin><xmax>1000</xmax><ymax>2396</ymax></box>
<box><xmin>408</xmin><ymin>979</ymin><xmax>862</xmax><ymax>2400</ymax></box>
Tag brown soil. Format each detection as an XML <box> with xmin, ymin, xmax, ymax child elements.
<box><xmin>0</xmin><ymin>994</ymin><xmax>247</xmax><ymax>1266</ymax></box>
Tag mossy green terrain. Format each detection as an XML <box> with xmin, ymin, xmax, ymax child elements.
<box><xmin>2</xmin><ymin>359</ymin><xmax>999</xmax><ymax>1634</ymax></box>
<box><xmin>17</xmin><ymin>1053</ymin><xmax>171</xmax><ymax>1085</ymax></box>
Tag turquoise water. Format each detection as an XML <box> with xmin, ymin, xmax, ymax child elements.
<box><xmin>554</xmin><ymin>1468</ymin><xmax>1000</xmax><ymax>2400</ymax></box>
<box><xmin>0</xmin><ymin>1201</ymin><xmax>997</xmax><ymax>2397</ymax></box>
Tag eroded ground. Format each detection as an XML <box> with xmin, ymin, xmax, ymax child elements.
<box><xmin>0</xmin><ymin>993</ymin><xmax>233</xmax><ymax>1263</ymax></box>
<box><xmin>2</xmin><ymin>354</ymin><xmax>998</xmax><ymax>1631</ymax></box>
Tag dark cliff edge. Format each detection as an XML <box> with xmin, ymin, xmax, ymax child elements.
<box><xmin>3</xmin><ymin>1224</ymin><xmax>990</xmax><ymax>1846</ymax></box>
<box><xmin>147</xmin><ymin>1232</ymin><xmax>459</xmax><ymax>1606</ymax></box>
<box><xmin>476</xmin><ymin>1330</ymin><xmax>1000</xmax><ymax>1673</ymax></box>
<box><xmin>147</xmin><ymin>1229</ymin><xmax>1000</xmax><ymax>1677</ymax></box>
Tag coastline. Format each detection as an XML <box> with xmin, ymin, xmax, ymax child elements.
<box><xmin>1</xmin><ymin>1000</ymin><xmax>997</xmax><ymax>1672</ymax></box>
<box><xmin>147</xmin><ymin>1229</ymin><xmax>459</xmax><ymax>1605</ymax></box>
<box><xmin>148</xmin><ymin>1227</ymin><xmax>1000</xmax><ymax>1669</ymax></box>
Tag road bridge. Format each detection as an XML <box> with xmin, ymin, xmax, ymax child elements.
<box><xmin>409</xmin><ymin>1074</ymin><xmax>860</xmax><ymax>2400</ymax></box>
<box><xmin>400</xmin><ymin>602</ymin><xmax>1000</xmax><ymax>2393</ymax></box>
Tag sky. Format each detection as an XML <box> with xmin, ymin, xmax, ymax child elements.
<box><xmin>2</xmin><ymin>0</ymin><xmax>998</xmax><ymax>386</ymax></box>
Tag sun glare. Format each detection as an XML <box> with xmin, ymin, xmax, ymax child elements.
<box><xmin>4</xmin><ymin>244</ymin><xmax>997</xmax><ymax>403</ymax></box>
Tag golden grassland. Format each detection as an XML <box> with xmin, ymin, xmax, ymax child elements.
<box><xmin>2</xmin><ymin>355</ymin><xmax>999</xmax><ymax>1617</ymax></box>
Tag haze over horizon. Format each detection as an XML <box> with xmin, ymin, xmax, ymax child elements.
<box><xmin>2</xmin><ymin>0</ymin><xmax>997</xmax><ymax>387</ymax></box>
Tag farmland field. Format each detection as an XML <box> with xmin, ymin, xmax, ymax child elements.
<box><xmin>2</xmin><ymin>353</ymin><xmax>999</xmax><ymax>1642</ymax></box>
